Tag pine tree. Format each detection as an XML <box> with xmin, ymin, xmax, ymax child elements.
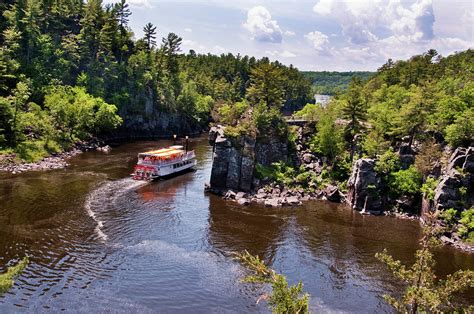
<box><xmin>114</xmin><ymin>0</ymin><xmax>131</xmax><ymax>63</ymax></box>
<box><xmin>143</xmin><ymin>22</ymin><xmax>157</xmax><ymax>52</ymax></box>
<box><xmin>342</xmin><ymin>77</ymin><xmax>367</xmax><ymax>162</ymax></box>
<box><xmin>246</xmin><ymin>61</ymin><xmax>285</xmax><ymax>108</ymax></box>
<box><xmin>376</xmin><ymin>212</ymin><xmax>474</xmax><ymax>313</ymax></box>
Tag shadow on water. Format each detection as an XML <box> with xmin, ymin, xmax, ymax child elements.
<box><xmin>0</xmin><ymin>137</ymin><xmax>472</xmax><ymax>312</ymax></box>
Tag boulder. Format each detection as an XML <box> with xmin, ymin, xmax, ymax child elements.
<box><xmin>286</xmin><ymin>196</ymin><xmax>302</xmax><ymax>206</ymax></box>
<box><xmin>235</xmin><ymin>192</ymin><xmax>247</xmax><ymax>200</ymax></box>
<box><xmin>224</xmin><ymin>190</ymin><xmax>237</xmax><ymax>199</ymax></box>
<box><xmin>265</xmin><ymin>198</ymin><xmax>281</xmax><ymax>207</ymax></box>
<box><xmin>237</xmin><ymin>198</ymin><xmax>250</xmax><ymax>206</ymax></box>
<box><xmin>302</xmin><ymin>153</ymin><xmax>314</xmax><ymax>164</ymax></box>
<box><xmin>324</xmin><ymin>185</ymin><xmax>342</xmax><ymax>202</ymax></box>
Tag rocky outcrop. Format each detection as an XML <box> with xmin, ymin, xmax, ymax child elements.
<box><xmin>347</xmin><ymin>158</ymin><xmax>383</xmax><ymax>213</ymax></box>
<box><xmin>433</xmin><ymin>147</ymin><xmax>474</xmax><ymax>211</ymax></box>
<box><xmin>208</xmin><ymin>125</ymin><xmax>290</xmax><ymax>194</ymax></box>
<box><xmin>112</xmin><ymin>111</ymin><xmax>202</xmax><ymax>139</ymax></box>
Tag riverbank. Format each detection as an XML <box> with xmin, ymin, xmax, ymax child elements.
<box><xmin>0</xmin><ymin>141</ymin><xmax>111</xmax><ymax>174</ymax></box>
<box><xmin>212</xmin><ymin>185</ymin><xmax>474</xmax><ymax>253</ymax></box>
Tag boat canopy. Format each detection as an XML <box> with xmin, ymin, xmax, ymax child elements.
<box><xmin>138</xmin><ymin>147</ymin><xmax>184</xmax><ymax>158</ymax></box>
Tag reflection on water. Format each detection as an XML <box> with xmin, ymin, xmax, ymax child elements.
<box><xmin>0</xmin><ymin>138</ymin><xmax>472</xmax><ymax>312</ymax></box>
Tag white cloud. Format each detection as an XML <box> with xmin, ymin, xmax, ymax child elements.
<box><xmin>313</xmin><ymin>0</ymin><xmax>332</xmax><ymax>15</ymax></box>
<box><xmin>304</xmin><ymin>31</ymin><xmax>329</xmax><ymax>50</ymax></box>
<box><xmin>103</xmin><ymin>0</ymin><xmax>152</xmax><ymax>8</ymax></box>
<box><xmin>184</xmin><ymin>28</ymin><xmax>192</xmax><ymax>32</ymax></box>
<box><xmin>128</xmin><ymin>0</ymin><xmax>152</xmax><ymax>8</ymax></box>
<box><xmin>243</xmin><ymin>6</ymin><xmax>283</xmax><ymax>43</ymax></box>
<box><xmin>312</xmin><ymin>0</ymin><xmax>435</xmax><ymax>45</ymax></box>
<box><xmin>265</xmin><ymin>50</ymin><xmax>297</xmax><ymax>58</ymax></box>
<box><xmin>280</xmin><ymin>50</ymin><xmax>297</xmax><ymax>58</ymax></box>
<box><xmin>284</xmin><ymin>30</ymin><xmax>296</xmax><ymax>36</ymax></box>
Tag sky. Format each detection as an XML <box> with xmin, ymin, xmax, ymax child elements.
<box><xmin>104</xmin><ymin>0</ymin><xmax>473</xmax><ymax>71</ymax></box>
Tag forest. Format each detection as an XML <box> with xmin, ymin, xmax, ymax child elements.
<box><xmin>293</xmin><ymin>49</ymin><xmax>473</xmax><ymax>243</ymax></box>
<box><xmin>302</xmin><ymin>71</ymin><xmax>373</xmax><ymax>95</ymax></box>
<box><xmin>0</xmin><ymin>0</ymin><xmax>312</xmax><ymax>162</ymax></box>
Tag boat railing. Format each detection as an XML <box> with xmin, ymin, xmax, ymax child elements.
<box><xmin>138</xmin><ymin>151</ymin><xmax>195</xmax><ymax>167</ymax></box>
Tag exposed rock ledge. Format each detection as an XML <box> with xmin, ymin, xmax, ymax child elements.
<box><xmin>206</xmin><ymin>124</ymin><xmax>344</xmax><ymax>207</ymax></box>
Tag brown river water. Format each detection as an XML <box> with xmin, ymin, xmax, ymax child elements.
<box><xmin>0</xmin><ymin>138</ymin><xmax>473</xmax><ymax>312</ymax></box>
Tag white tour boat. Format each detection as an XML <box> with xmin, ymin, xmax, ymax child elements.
<box><xmin>132</xmin><ymin>145</ymin><xmax>196</xmax><ymax>180</ymax></box>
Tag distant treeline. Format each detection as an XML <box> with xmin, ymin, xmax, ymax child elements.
<box><xmin>302</xmin><ymin>71</ymin><xmax>374</xmax><ymax>95</ymax></box>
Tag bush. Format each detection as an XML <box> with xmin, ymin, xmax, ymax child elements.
<box><xmin>294</xmin><ymin>103</ymin><xmax>323</xmax><ymax>121</ymax></box>
<box><xmin>438</xmin><ymin>208</ymin><xmax>458</xmax><ymax>226</ymax></box>
<box><xmin>421</xmin><ymin>177</ymin><xmax>438</xmax><ymax>201</ymax></box>
<box><xmin>217</xmin><ymin>100</ymin><xmax>249</xmax><ymax>125</ymax></box>
<box><xmin>375</xmin><ymin>148</ymin><xmax>400</xmax><ymax>175</ymax></box>
<box><xmin>458</xmin><ymin>208</ymin><xmax>474</xmax><ymax>243</ymax></box>
<box><xmin>389</xmin><ymin>165</ymin><xmax>422</xmax><ymax>196</ymax></box>
<box><xmin>252</xmin><ymin>102</ymin><xmax>287</xmax><ymax>138</ymax></box>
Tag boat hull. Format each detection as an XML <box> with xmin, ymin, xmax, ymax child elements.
<box><xmin>132</xmin><ymin>157</ymin><xmax>197</xmax><ymax>181</ymax></box>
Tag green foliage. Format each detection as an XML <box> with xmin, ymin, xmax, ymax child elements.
<box><xmin>0</xmin><ymin>0</ymin><xmax>311</xmax><ymax>162</ymax></box>
<box><xmin>421</xmin><ymin>177</ymin><xmax>438</xmax><ymax>201</ymax></box>
<box><xmin>310</xmin><ymin>112</ymin><xmax>343</xmax><ymax>162</ymax></box>
<box><xmin>44</xmin><ymin>86</ymin><xmax>122</xmax><ymax>141</ymax></box>
<box><xmin>342</xmin><ymin>77</ymin><xmax>367</xmax><ymax>161</ymax></box>
<box><xmin>389</xmin><ymin>166</ymin><xmax>422</xmax><ymax>196</ymax></box>
<box><xmin>235</xmin><ymin>250</ymin><xmax>309</xmax><ymax>314</ymax></box>
<box><xmin>376</xmin><ymin>213</ymin><xmax>474</xmax><ymax>313</ymax></box>
<box><xmin>252</xmin><ymin>102</ymin><xmax>288</xmax><ymax>138</ymax></box>
<box><xmin>458</xmin><ymin>208</ymin><xmax>474</xmax><ymax>243</ymax></box>
<box><xmin>246</xmin><ymin>61</ymin><xmax>286</xmax><ymax>108</ymax></box>
<box><xmin>217</xmin><ymin>100</ymin><xmax>249</xmax><ymax>125</ymax></box>
<box><xmin>374</xmin><ymin>148</ymin><xmax>400</xmax><ymax>175</ymax></box>
<box><xmin>0</xmin><ymin>256</ymin><xmax>29</xmax><ymax>294</ymax></box>
<box><xmin>294</xmin><ymin>103</ymin><xmax>323</xmax><ymax>121</ymax></box>
<box><xmin>255</xmin><ymin>162</ymin><xmax>295</xmax><ymax>186</ymax></box>
<box><xmin>445</xmin><ymin>108</ymin><xmax>474</xmax><ymax>147</ymax></box>
<box><xmin>438</xmin><ymin>208</ymin><xmax>458</xmax><ymax>226</ymax></box>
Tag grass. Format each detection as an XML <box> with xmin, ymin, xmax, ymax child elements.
<box><xmin>0</xmin><ymin>256</ymin><xmax>29</xmax><ymax>294</ymax></box>
<box><xmin>1</xmin><ymin>139</ymin><xmax>66</xmax><ymax>163</ymax></box>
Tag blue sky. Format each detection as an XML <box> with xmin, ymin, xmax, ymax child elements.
<box><xmin>104</xmin><ymin>0</ymin><xmax>473</xmax><ymax>71</ymax></box>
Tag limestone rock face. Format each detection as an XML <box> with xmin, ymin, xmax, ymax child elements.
<box><xmin>433</xmin><ymin>147</ymin><xmax>474</xmax><ymax>211</ymax></box>
<box><xmin>208</xmin><ymin>126</ymin><xmax>286</xmax><ymax>193</ymax></box>
<box><xmin>347</xmin><ymin>158</ymin><xmax>382</xmax><ymax>212</ymax></box>
<box><xmin>114</xmin><ymin>111</ymin><xmax>202</xmax><ymax>139</ymax></box>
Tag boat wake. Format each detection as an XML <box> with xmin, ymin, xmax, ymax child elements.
<box><xmin>85</xmin><ymin>178</ymin><xmax>148</xmax><ymax>241</ymax></box>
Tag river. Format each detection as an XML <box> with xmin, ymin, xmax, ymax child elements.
<box><xmin>0</xmin><ymin>138</ymin><xmax>472</xmax><ymax>312</ymax></box>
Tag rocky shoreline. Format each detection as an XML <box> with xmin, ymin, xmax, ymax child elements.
<box><xmin>0</xmin><ymin>141</ymin><xmax>111</xmax><ymax>174</ymax></box>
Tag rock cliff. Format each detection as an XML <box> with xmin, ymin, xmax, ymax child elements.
<box><xmin>112</xmin><ymin>112</ymin><xmax>202</xmax><ymax>139</ymax></box>
<box><xmin>347</xmin><ymin>158</ymin><xmax>383</xmax><ymax>213</ymax></box>
<box><xmin>433</xmin><ymin>147</ymin><xmax>474</xmax><ymax>211</ymax></box>
<box><xmin>208</xmin><ymin>125</ymin><xmax>288</xmax><ymax>193</ymax></box>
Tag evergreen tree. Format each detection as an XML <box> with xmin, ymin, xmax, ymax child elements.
<box><xmin>376</xmin><ymin>212</ymin><xmax>474</xmax><ymax>313</ymax></box>
<box><xmin>143</xmin><ymin>22</ymin><xmax>157</xmax><ymax>52</ymax></box>
<box><xmin>246</xmin><ymin>61</ymin><xmax>285</xmax><ymax>108</ymax></box>
<box><xmin>342</xmin><ymin>77</ymin><xmax>367</xmax><ymax>162</ymax></box>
